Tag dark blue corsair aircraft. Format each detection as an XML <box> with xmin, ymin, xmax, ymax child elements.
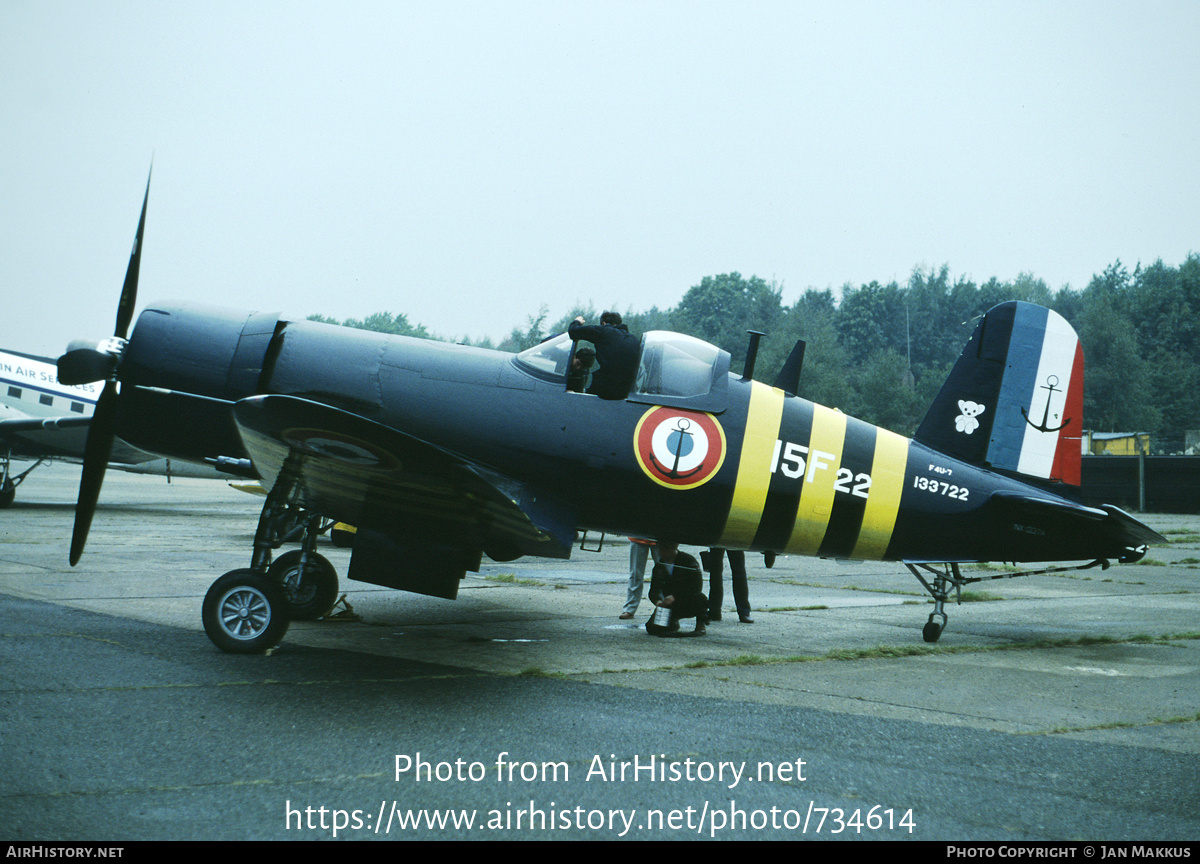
<box><xmin>58</xmin><ymin>176</ymin><xmax>1165</xmax><ymax>653</ymax></box>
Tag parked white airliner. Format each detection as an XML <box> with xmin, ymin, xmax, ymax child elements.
<box><xmin>0</xmin><ymin>347</ymin><xmax>222</xmax><ymax>506</ymax></box>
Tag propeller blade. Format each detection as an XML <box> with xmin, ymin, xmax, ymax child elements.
<box><xmin>67</xmin><ymin>165</ymin><xmax>152</xmax><ymax>565</ymax></box>
<box><xmin>70</xmin><ymin>380</ymin><xmax>119</xmax><ymax>565</ymax></box>
<box><xmin>115</xmin><ymin>169</ymin><xmax>151</xmax><ymax>339</ymax></box>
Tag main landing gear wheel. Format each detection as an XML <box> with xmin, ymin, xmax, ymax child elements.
<box><xmin>202</xmin><ymin>569</ymin><xmax>290</xmax><ymax>654</ymax></box>
<box><xmin>268</xmin><ymin>550</ymin><xmax>339</xmax><ymax>620</ymax></box>
<box><xmin>0</xmin><ymin>479</ymin><xmax>14</xmax><ymax>509</ymax></box>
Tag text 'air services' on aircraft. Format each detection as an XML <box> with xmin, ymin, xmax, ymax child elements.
<box><xmin>56</xmin><ymin>171</ymin><xmax>1166</xmax><ymax>653</ymax></box>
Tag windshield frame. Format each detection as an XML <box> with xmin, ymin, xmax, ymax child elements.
<box><xmin>512</xmin><ymin>333</ymin><xmax>577</xmax><ymax>384</ymax></box>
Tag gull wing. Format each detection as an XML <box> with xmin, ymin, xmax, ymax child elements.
<box><xmin>230</xmin><ymin>394</ymin><xmax>575</xmax><ymax>561</ymax></box>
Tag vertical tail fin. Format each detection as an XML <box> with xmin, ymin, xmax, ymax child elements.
<box><xmin>914</xmin><ymin>302</ymin><xmax>1083</xmax><ymax>486</ymax></box>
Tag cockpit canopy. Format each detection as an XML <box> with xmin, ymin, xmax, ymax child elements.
<box><xmin>514</xmin><ymin>331</ymin><xmax>731</xmax><ymax>411</ymax></box>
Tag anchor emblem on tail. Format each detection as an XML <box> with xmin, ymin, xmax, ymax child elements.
<box><xmin>1022</xmin><ymin>375</ymin><xmax>1073</xmax><ymax>433</ymax></box>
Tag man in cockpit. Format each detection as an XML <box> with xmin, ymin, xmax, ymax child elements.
<box><xmin>568</xmin><ymin>312</ymin><xmax>639</xmax><ymax>400</ymax></box>
<box><xmin>566</xmin><ymin>345</ymin><xmax>596</xmax><ymax>393</ymax></box>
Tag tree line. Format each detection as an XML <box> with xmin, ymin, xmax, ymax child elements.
<box><xmin>311</xmin><ymin>254</ymin><xmax>1200</xmax><ymax>452</ymax></box>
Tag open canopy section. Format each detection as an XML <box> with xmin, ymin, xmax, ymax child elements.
<box><xmin>514</xmin><ymin>330</ymin><xmax>730</xmax><ymax>411</ymax></box>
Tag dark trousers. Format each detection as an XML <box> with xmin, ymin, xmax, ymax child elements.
<box><xmin>706</xmin><ymin>548</ymin><xmax>750</xmax><ymax>619</ymax></box>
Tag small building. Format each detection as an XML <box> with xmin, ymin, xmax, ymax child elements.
<box><xmin>1082</xmin><ymin>431</ymin><xmax>1150</xmax><ymax>456</ymax></box>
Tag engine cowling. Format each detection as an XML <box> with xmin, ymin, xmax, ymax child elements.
<box><xmin>115</xmin><ymin>303</ymin><xmax>283</xmax><ymax>466</ymax></box>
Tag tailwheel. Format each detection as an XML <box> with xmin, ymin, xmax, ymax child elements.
<box><xmin>922</xmin><ymin>612</ymin><xmax>946</xmax><ymax>643</ymax></box>
<box><xmin>268</xmin><ymin>550</ymin><xmax>339</xmax><ymax>620</ymax></box>
<box><xmin>202</xmin><ymin>569</ymin><xmax>290</xmax><ymax>654</ymax></box>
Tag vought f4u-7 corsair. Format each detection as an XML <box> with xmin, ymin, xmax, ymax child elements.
<box><xmin>59</xmin><ymin>176</ymin><xmax>1166</xmax><ymax>652</ymax></box>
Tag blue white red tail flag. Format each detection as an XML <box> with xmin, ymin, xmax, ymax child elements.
<box><xmin>915</xmin><ymin>302</ymin><xmax>1083</xmax><ymax>486</ymax></box>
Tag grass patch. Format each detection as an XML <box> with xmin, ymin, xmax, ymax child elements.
<box><xmin>484</xmin><ymin>573</ymin><xmax>543</xmax><ymax>587</ymax></box>
<box><xmin>825</xmin><ymin>645</ymin><xmax>943</xmax><ymax>660</ymax></box>
<box><xmin>1038</xmin><ymin>711</ymin><xmax>1200</xmax><ymax>737</ymax></box>
<box><xmin>959</xmin><ymin>591</ymin><xmax>1003</xmax><ymax>602</ymax></box>
<box><xmin>727</xmin><ymin>654</ymin><xmax>768</xmax><ymax>665</ymax></box>
<box><xmin>684</xmin><ymin>655</ymin><xmax>767</xmax><ymax>670</ymax></box>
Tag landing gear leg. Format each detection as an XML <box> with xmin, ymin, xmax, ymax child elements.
<box><xmin>0</xmin><ymin>453</ymin><xmax>45</xmax><ymax>508</ymax></box>
<box><xmin>268</xmin><ymin>516</ymin><xmax>339</xmax><ymax>620</ymax></box>
<box><xmin>907</xmin><ymin>562</ymin><xmax>963</xmax><ymax>643</ymax></box>
<box><xmin>248</xmin><ymin>452</ymin><xmax>308</xmax><ymax>573</ymax></box>
<box><xmin>252</xmin><ymin>458</ymin><xmax>340</xmax><ymax>619</ymax></box>
<box><xmin>905</xmin><ymin>559</ymin><xmax>1111</xmax><ymax>643</ymax></box>
<box><xmin>0</xmin><ymin>451</ymin><xmax>11</xmax><ymax>509</ymax></box>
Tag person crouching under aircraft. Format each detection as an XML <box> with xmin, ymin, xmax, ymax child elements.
<box><xmin>645</xmin><ymin>542</ymin><xmax>707</xmax><ymax>637</ymax></box>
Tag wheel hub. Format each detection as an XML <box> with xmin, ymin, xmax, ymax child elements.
<box><xmin>220</xmin><ymin>588</ymin><xmax>270</xmax><ymax>638</ymax></box>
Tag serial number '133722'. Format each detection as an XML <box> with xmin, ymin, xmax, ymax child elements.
<box><xmin>770</xmin><ymin>440</ymin><xmax>872</xmax><ymax>499</ymax></box>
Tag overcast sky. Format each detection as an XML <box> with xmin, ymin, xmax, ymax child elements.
<box><xmin>2</xmin><ymin>1</ymin><xmax>1197</xmax><ymax>356</ymax></box>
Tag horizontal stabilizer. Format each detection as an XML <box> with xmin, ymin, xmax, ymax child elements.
<box><xmin>989</xmin><ymin>491</ymin><xmax>1168</xmax><ymax>558</ymax></box>
<box><xmin>1100</xmin><ymin>504</ymin><xmax>1169</xmax><ymax>547</ymax></box>
<box><xmin>990</xmin><ymin>490</ymin><xmax>1107</xmax><ymax>521</ymax></box>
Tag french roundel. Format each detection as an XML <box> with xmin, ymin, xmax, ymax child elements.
<box><xmin>633</xmin><ymin>407</ymin><xmax>726</xmax><ymax>490</ymax></box>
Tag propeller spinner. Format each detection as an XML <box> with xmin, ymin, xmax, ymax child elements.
<box><xmin>60</xmin><ymin>170</ymin><xmax>150</xmax><ymax>565</ymax></box>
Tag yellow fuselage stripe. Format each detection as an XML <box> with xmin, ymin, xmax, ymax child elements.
<box><xmin>851</xmin><ymin>428</ymin><xmax>909</xmax><ymax>560</ymax></box>
<box><xmin>785</xmin><ymin>404</ymin><xmax>846</xmax><ymax>555</ymax></box>
<box><xmin>718</xmin><ymin>382</ymin><xmax>784</xmax><ymax>548</ymax></box>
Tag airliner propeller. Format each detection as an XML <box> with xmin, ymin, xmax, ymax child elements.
<box><xmin>57</xmin><ymin>170</ymin><xmax>150</xmax><ymax>565</ymax></box>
